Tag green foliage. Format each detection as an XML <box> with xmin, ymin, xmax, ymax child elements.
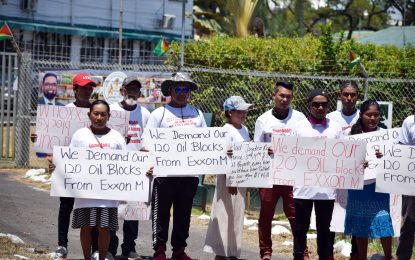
<box><xmin>168</xmin><ymin>36</ymin><xmax>415</xmax><ymax>129</ymax></box>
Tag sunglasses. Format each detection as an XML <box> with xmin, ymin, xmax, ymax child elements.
<box><xmin>311</xmin><ymin>102</ymin><xmax>329</xmax><ymax>108</ymax></box>
<box><xmin>174</xmin><ymin>87</ymin><xmax>190</xmax><ymax>94</ymax></box>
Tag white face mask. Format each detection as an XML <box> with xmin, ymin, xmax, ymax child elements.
<box><xmin>125</xmin><ymin>97</ymin><xmax>137</xmax><ymax>106</ymax></box>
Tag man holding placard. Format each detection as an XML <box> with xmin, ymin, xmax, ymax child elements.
<box><xmin>327</xmin><ymin>81</ymin><xmax>360</xmax><ymax>259</ymax></box>
<box><xmin>144</xmin><ymin>73</ymin><xmax>207</xmax><ymax>260</ymax></box>
<box><xmin>254</xmin><ymin>81</ymin><xmax>306</xmax><ymax>260</ymax></box>
<box><xmin>109</xmin><ymin>76</ymin><xmax>150</xmax><ymax>259</ymax></box>
<box><xmin>396</xmin><ymin>115</ymin><xmax>415</xmax><ymax>260</ymax></box>
<box><xmin>292</xmin><ymin>88</ymin><xmax>342</xmax><ymax>260</ymax></box>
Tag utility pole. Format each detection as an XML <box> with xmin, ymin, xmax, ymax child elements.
<box><xmin>119</xmin><ymin>0</ymin><xmax>124</xmax><ymax>65</ymax></box>
<box><xmin>180</xmin><ymin>0</ymin><xmax>185</xmax><ymax>68</ymax></box>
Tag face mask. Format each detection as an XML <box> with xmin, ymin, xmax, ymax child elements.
<box><xmin>44</xmin><ymin>92</ymin><xmax>56</xmax><ymax>100</ymax></box>
<box><xmin>125</xmin><ymin>97</ymin><xmax>137</xmax><ymax>106</ymax></box>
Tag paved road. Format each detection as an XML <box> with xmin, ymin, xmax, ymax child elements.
<box><xmin>0</xmin><ymin>172</ymin><xmax>287</xmax><ymax>260</ymax></box>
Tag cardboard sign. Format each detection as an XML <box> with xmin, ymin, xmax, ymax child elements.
<box><xmin>376</xmin><ymin>143</ymin><xmax>415</xmax><ymax>195</ymax></box>
<box><xmin>51</xmin><ymin>146</ymin><xmax>151</xmax><ymax>202</ymax></box>
<box><xmin>118</xmin><ymin>201</ymin><xmax>151</xmax><ymax>221</ymax></box>
<box><xmin>227</xmin><ymin>142</ymin><xmax>273</xmax><ymax>188</ymax></box>
<box><xmin>271</xmin><ymin>135</ymin><xmax>367</xmax><ymax>189</ymax></box>
<box><xmin>347</xmin><ymin>128</ymin><xmax>401</xmax><ymax>180</ymax></box>
<box><xmin>35</xmin><ymin>105</ymin><xmax>129</xmax><ymax>153</ymax></box>
<box><xmin>142</xmin><ymin>127</ymin><xmax>231</xmax><ymax>176</ymax></box>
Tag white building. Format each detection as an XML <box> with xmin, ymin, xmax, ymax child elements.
<box><xmin>0</xmin><ymin>0</ymin><xmax>193</xmax><ymax>64</ymax></box>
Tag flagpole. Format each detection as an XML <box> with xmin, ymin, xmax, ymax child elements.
<box><xmin>180</xmin><ymin>0</ymin><xmax>185</xmax><ymax>69</ymax></box>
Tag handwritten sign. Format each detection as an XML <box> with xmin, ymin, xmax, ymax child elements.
<box><xmin>35</xmin><ymin>105</ymin><xmax>129</xmax><ymax>153</ymax></box>
<box><xmin>347</xmin><ymin>128</ymin><xmax>401</xmax><ymax>180</ymax></box>
<box><xmin>226</xmin><ymin>142</ymin><xmax>272</xmax><ymax>188</ymax></box>
<box><xmin>118</xmin><ymin>201</ymin><xmax>151</xmax><ymax>221</ymax></box>
<box><xmin>142</xmin><ymin>127</ymin><xmax>231</xmax><ymax>176</ymax></box>
<box><xmin>50</xmin><ymin>146</ymin><xmax>151</xmax><ymax>201</ymax></box>
<box><xmin>271</xmin><ymin>135</ymin><xmax>367</xmax><ymax>189</ymax></box>
<box><xmin>376</xmin><ymin>143</ymin><xmax>415</xmax><ymax>195</ymax></box>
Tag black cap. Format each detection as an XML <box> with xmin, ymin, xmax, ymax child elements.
<box><xmin>122</xmin><ymin>76</ymin><xmax>142</xmax><ymax>88</ymax></box>
<box><xmin>307</xmin><ymin>88</ymin><xmax>328</xmax><ymax>102</ymax></box>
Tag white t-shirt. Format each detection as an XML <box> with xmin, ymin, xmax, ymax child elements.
<box><xmin>293</xmin><ymin>118</ymin><xmax>342</xmax><ymax>200</ymax></box>
<box><xmin>327</xmin><ymin>110</ymin><xmax>359</xmax><ymax>135</ymax></box>
<box><xmin>224</xmin><ymin>123</ymin><xmax>250</xmax><ymax>144</ymax></box>
<box><xmin>70</xmin><ymin>127</ymin><xmax>127</xmax><ymax>209</ymax></box>
<box><xmin>254</xmin><ymin>108</ymin><xmax>306</xmax><ymax>142</ymax></box>
<box><xmin>66</xmin><ymin>102</ymin><xmax>76</xmax><ymax>107</ymax></box>
<box><xmin>110</xmin><ymin>102</ymin><xmax>150</xmax><ymax>151</ymax></box>
<box><xmin>146</xmin><ymin>104</ymin><xmax>207</xmax><ymax>129</ymax></box>
<box><xmin>400</xmin><ymin>115</ymin><xmax>415</xmax><ymax>145</ymax></box>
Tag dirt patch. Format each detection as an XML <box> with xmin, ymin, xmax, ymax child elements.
<box><xmin>0</xmin><ymin>236</ymin><xmax>49</xmax><ymax>259</ymax></box>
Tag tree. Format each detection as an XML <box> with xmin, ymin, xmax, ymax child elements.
<box><xmin>389</xmin><ymin>0</ymin><xmax>415</xmax><ymax>25</ymax></box>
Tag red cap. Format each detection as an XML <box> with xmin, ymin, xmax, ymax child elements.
<box><xmin>72</xmin><ymin>73</ymin><xmax>97</xmax><ymax>87</ymax></box>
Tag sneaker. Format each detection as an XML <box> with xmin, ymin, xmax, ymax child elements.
<box><xmin>153</xmin><ymin>244</ymin><xmax>167</xmax><ymax>260</ymax></box>
<box><xmin>91</xmin><ymin>251</ymin><xmax>99</xmax><ymax>260</ymax></box>
<box><xmin>54</xmin><ymin>246</ymin><xmax>68</xmax><ymax>259</ymax></box>
<box><xmin>122</xmin><ymin>251</ymin><xmax>140</xmax><ymax>260</ymax></box>
<box><xmin>261</xmin><ymin>254</ymin><xmax>271</xmax><ymax>260</ymax></box>
<box><xmin>171</xmin><ymin>247</ymin><xmax>192</xmax><ymax>260</ymax></box>
<box><xmin>91</xmin><ymin>251</ymin><xmax>114</xmax><ymax>260</ymax></box>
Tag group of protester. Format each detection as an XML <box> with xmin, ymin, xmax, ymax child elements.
<box><xmin>35</xmin><ymin>71</ymin><xmax>415</xmax><ymax>260</ymax></box>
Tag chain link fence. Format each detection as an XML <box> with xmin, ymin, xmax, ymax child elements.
<box><xmin>10</xmin><ymin>54</ymin><xmax>415</xmax><ymax>172</ymax></box>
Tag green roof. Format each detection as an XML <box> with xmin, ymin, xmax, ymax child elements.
<box><xmin>357</xmin><ymin>26</ymin><xmax>415</xmax><ymax>48</ymax></box>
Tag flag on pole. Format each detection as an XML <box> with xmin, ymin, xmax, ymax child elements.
<box><xmin>153</xmin><ymin>38</ymin><xmax>170</xmax><ymax>56</ymax></box>
<box><xmin>0</xmin><ymin>23</ymin><xmax>13</xmax><ymax>41</ymax></box>
<box><xmin>349</xmin><ymin>50</ymin><xmax>361</xmax><ymax>68</ymax></box>
<box><xmin>349</xmin><ymin>49</ymin><xmax>368</xmax><ymax>78</ymax></box>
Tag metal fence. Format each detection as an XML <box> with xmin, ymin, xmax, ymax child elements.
<box><xmin>4</xmin><ymin>53</ymin><xmax>415</xmax><ymax>169</ymax></box>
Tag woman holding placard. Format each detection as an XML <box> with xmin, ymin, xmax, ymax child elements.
<box><xmin>344</xmin><ymin>99</ymin><xmax>393</xmax><ymax>260</ymax></box>
<box><xmin>203</xmin><ymin>96</ymin><xmax>252</xmax><ymax>260</ymax></box>
<box><xmin>70</xmin><ymin>100</ymin><xmax>126</xmax><ymax>260</ymax></box>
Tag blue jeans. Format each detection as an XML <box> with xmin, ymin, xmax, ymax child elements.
<box><xmin>108</xmin><ymin>220</ymin><xmax>139</xmax><ymax>256</ymax></box>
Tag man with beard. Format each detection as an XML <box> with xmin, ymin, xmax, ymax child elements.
<box><xmin>38</xmin><ymin>72</ymin><xmax>64</xmax><ymax>106</ymax></box>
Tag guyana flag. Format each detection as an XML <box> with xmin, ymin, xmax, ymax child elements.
<box><xmin>0</xmin><ymin>23</ymin><xmax>13</xmax><ymax>41</ymax></box>
<box><xmin>153</xmin><ymin>38</ymin><xmax>170</xmax><ymax>56</ymax></box>
<box><xmin>349</xmin><ymin>49</ymin><xmax>368</xmax><ymax>78</ymax></box>
<box><xmin>349</xmin><ymin>50</ymin><xmax>361</xmax><ymax>68</ymax></box>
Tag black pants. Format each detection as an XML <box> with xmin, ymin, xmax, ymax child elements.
<box><xmin>293</xmin><ymin>199</ymin><xmax>335</xmax><ymax>260</ymax></box>
<box><xmin>58</xmin><ymin>197</ymin><xmax>74</xmax><ymax>247</ymax></box>
<box><xmin>151</xmin><ymin>177</ymin><xmax>198</xmax><ymax>251</ymax></box>
<box><xmin>397</xmin><ymin>195</ymin><xmax>415</xmax><ymax>260</ymax></box>
<box><xmin>108</xmin><ymin>220</ymin><xmax>138</xmax><ymax>256</ymax></box>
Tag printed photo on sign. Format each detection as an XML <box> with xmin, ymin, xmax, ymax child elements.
<box><xmin>271</xmin><ymin>135</ymin><xmax>367</xmax><ymax>189</ymax></box>
<box><xmin>142</xmin><ymin>127</ymin><xmax>231</xmax><ymax>176</ymax></box>
<box><xmin>227</xmin><ymin>142</ymin><xmax>273</xmax><ymax>188</ymax></box>
<box><xmin>51</xmin><ymin>146</ymin><xmax>152</xmax><ymax>202</ymax></box>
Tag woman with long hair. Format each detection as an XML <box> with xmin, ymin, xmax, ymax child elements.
<box><xmin>344</xmin><ymin>99</ymin><xmax>394</xmax><ymax>260</ymax></box>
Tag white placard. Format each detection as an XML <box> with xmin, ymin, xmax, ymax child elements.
<box><xmin>118</xmin><ymin>201</ymin><xmax>151</xmax><ymax>221</ymax></box>
<box><xmin>35</xmin><ymin>105</ymin><xmax>129</xmax><ymax>153</ymax></box>
<box><xmin>142</xmin><ymin>127</ymin><xmax>231</xmax><ymax>176</ymax></box>
<box><xmin>227</xmin><ymin>142</ymin><xmax>273</xmax><ymax>188</ymax></box>
<box><xmin>376</xmin><ymin>143</ymin><xmax>415</xmax><ymax>195</ymax></box>
<box><xmin>51</xmin><ymin>146</ymin><xmax>151</xmax><ymax>202</ymax></box>
<box><xmin>271</xmin><ymin>135</ymin><xmax>367</xmax><ymax>189</ymax></box>
<box><xmin>347</xmin><ymin>128</ymin><xmax>401</xmax><ymax>180</ymax></box>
